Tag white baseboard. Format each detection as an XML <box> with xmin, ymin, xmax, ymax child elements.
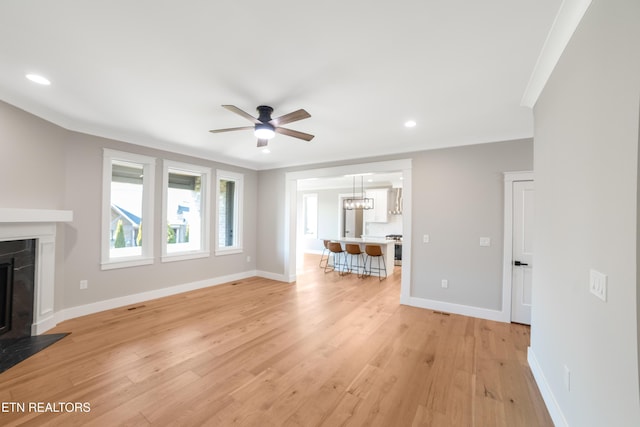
<box><xmin>51</xmin><ymin>270</ymin><xmax>260</xmax><ymax>330</ymax></box>
<box><xmin>405</xmin><ymin>296</ymin><xmax>506</xmax><ymax>322</ymax></box>
<box><xmin>255</xmin><ymin>270</ymin><xmax>291</xmax><ymax>282</ymax></box>
<box><xmin>528</xmin><ymin>347</ymin><xmax>569</xmax><ymax>427</ymax></box>
<box><xmin>32</xmin><ymin>316</ymin><xmax>58</xmax><ymax>336</ymax></box>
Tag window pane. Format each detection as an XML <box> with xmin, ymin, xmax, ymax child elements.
<box><xmin>216</xmin><ymin>170</ymin><xmax>243</xmax><ymax>255</ymax></box>
<box><xmin>110</xmin><ymin>161</ymin><xmax>144</xmax><ymax>258</ymax></box>
<box><xmin>218</xmin><ymin>179</ymin><xmax>236</xmax><ymax>247</ymax></box>
<box><xmin>166</xmin><ymin>171</ymin><xmax>202</xmax><ymax>253</ymax></box>
<box><xmin>102</xmin><ymin>150</ymin><xmax>155</xmax><ymax>269</ymax></box>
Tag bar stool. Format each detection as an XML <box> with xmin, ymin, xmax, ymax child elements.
<box><xmin>325</xmin><ymin>241</ymin><xmax>347</xmax><ymax>275</ymax></box>
<box><xmin>345</xmin><ymin>244</ymin><xmax>366</xmax><ymax>278</ymax></box>
<box><xmin>319</xmin><ymin>240</ymin><xmax>330</xmax><ymax>268</ymax></box>
<box><xmin>364</xmin><ymin>245</ymin><xmax>387</xmax><ymax>281</ymax></box>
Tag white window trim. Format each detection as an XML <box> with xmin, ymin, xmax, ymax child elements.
<box><xmin>161</xmin><ymin>160</ymin><xmax>211</xmax><ymax>263</ymax></box>
<box><xmin>215</xmin><ymin>169</ymin><xmax>243</xmax><ymax>256</ymax></box>
<box><xmin>101</xmin><ymin>149</ymin><xmax>155</xmax><ymax>270</ymax></box>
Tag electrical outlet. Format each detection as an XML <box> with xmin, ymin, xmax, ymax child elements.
<box><xmin>423</xmin><ymin>234</ymin><xmax>430</xmax><ymax>243</ymax></box>
<box><xmin>246</xmin><ymin>255</ymin><xmax>251</xmax><ymax>263</ymax></box>
<box><xmin>441</xmin><ymin>279</ymin><xmax>448</xmax><ymax>289</ymax></box>
<box><xmin>479</xmin><ymin>237</ymin><xmax>491</xmax><ymax>247</ymax></box>
<box><xmin>589</xmin><ymin>269</ymin><xmax>607</xmax><ymax>301</ymax></box>
<box><xmin>80</xmin><ymin>279</ymin><xmax>88</xmax><ymax>290</ymax></box>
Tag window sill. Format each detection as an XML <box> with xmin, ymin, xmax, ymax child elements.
<box><xmin>101</xmin><ymin>257</ymin><xmax>154</xmax><ymax>270</ymax></box>
<box><xmin>161</xmin><ymin>251</ymin><xmax>210</xmax><ymax>263</ymax></box>
<box><xmin>215</xmin><ymin>247</ymin><xmax>243</xmax><ymax>256</ymax></box>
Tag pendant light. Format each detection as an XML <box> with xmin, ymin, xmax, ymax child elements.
<box><xmin>343</xmin><ymin>175</ymin><xmax>374</xmax><ymax>210</ymax></box>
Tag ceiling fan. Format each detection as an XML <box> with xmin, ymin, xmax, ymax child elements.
<box><xmin>209</xmin><ymin>105</ymin><xmax>314</xmax><ymax>147</ymax></box>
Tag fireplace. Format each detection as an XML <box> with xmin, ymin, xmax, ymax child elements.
<box><xmin>0</xmin><ymin>239</ymin><xmax>36</xmax><ymax>339</ymax></box>
<box><xmin>0</xmin><ymin>259</ymin><xmax>12</xmax><ymax>335</ymax></box>
<box><xmin>0</xmin><ymin>208</ymin><xmax>73</xmax><ymax>335</ymax></box>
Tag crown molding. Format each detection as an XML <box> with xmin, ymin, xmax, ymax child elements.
<box><xmin>521</xmin><ymin>0</ymin><xmax>593</xmax><ymax>108</ymax></box>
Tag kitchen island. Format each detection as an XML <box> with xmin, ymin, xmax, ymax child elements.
<box><xmin>321</xmin><ymin>237</ymin><xmax>396</xmax><ymax>276</ymax></box>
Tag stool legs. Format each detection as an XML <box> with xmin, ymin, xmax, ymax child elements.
<box><xmin>364</xmin><ymin>253</ymin><xmax>387</xmax><ymax>281</ymax></box>
<box><xmin>347</xmin><ymin>252</ymin><xmax>366</xmax><ymax>278</ymax></box>
<box><xmin>325</xmin><ymin>242</ymin><xmax>347</xmax><ymax>275</ymax></box>
<box><xmin>319</xmin><ymin>245</ymin><xmax>329</xmax><ymax>268</ymax></box>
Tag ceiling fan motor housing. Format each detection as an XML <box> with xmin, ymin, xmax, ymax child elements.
<box><xmin>257</xmin><ymin>105</ymin><xmax>274</xmax><ymax>123</ymax></box>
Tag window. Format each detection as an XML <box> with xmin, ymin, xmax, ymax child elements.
<box><xmin>102</xmin><ymin>149</ymin><xmax>155</xmax><ymax>269</ymax></box>
<box><xmin>216</xmin><ymin>170</ymin><xmax>243</xmax><ymax>255</ymax></box>
<box><xmin>303</xmin><ymin>193</ymin><xmax>318</xmax><ymax>237</ymax></box>
<box><xmin>162</xmin><ymin>161</ymin><xmax>211</xmax><ymax>262</ymax></box>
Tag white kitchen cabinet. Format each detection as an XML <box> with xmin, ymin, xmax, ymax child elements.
<box><xmin>364</xmin><ymin>188</ymin><xmax>388</xmax><ymax>223</ymax></box>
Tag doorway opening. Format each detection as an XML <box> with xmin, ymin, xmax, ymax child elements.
<box><xmin>285</xmin><ymin>159</ymin><xmax>412</xmax><ymax>304</ymax></box>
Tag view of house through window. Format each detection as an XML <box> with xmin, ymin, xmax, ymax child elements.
<box><xmin>110</xmin><ymin>161</ymin><xmax>145</xmax><ymax>258</ymax></box>
<box><xmin>102</xmin><ymin>149</ymin><xmax>155</xmax><ymax>269</ymax></box>
<box><xmin>165</xmin><ymin>166</ymin><xmax>207</xmax><ymax>255</ymax></box>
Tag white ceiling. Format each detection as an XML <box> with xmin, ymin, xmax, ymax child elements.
<box><xmin>0</xmin><ymin>1</ymin><xmax>560</xmax><ymax>170</ymax></box>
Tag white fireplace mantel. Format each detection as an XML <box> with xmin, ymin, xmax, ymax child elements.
<box><xmin>0</xmin><ymin>208</ymin><xmax>73</xmax><ymax>335</ymax></box>
<box><xmin>0</xmin><ymin>208</ymin><xmax>73</xmax><ymax>223</ymax></box>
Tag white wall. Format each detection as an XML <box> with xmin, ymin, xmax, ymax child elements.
<box><xmin>297</xmin><ymin>188</ymin><xmax>348</xmax><ymax>253</ymax></box>
<box><xmin>531</xmin><ymin>0</ymin><xmax>640</xmax><ymax>425</ymax></box>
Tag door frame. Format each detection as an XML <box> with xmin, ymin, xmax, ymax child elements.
<box><xmin>285</xmin><ymin>159</ymin><xmax>412</xmax><ymax>304</ymax></box>
<box><xmin>501</xmin><ymin>171</ymin><xmax>534</xmax><ymax>323</ymax></box>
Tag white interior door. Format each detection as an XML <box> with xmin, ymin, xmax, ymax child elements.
<box><xmin>511</xmin><ymin>180</ymin><xmax>534</xmax><ymax>324</ymax></box>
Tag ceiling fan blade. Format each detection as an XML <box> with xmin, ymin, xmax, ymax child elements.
<box><xmin>270</xmin><ymin>109</ymin><xmax>311</xmax><ymax>126</ymax></box>
<box><xmin>209</xmin><ymin>126</ymin><xmax>254</xmax><ymax>133</ymax></box>
<box><xmin>257</xmin><ymin>139</ymin><xmax>269</xmax><ymax>147</ymax></box>
<box><xmin>275</xmin><ymin>127</ymin><xmax>315</xmax><ymax>141</ymax></box>
<box><xmin>222</xmin><ymin>105</ymin><xmax>260</xmax><ymax>124</ymax></box>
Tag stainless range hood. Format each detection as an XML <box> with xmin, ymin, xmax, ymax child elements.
<box><xmin>389</xmin><ymin>188</ymin><xmax>403</xmax><ymax>215</ymax></box>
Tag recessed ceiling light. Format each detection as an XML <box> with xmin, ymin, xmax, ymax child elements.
<box><xmin>367</xmin><ymin>179</ymin><xmax>373</xmax><ymax>182</ymax></box>
<box><xmin>26</xmin><ymin>74</ymin><xmax>51</xmax><ymax>85</ymax></box>
<box><xmin>261</xmin><ymin>148</ymin><xmax>271</xmax><ymax>154</ymax></box>
<box><xmin>404</xmin><ymin>120</ymin><xmax>416</xmax><ymax>128</ymax></box>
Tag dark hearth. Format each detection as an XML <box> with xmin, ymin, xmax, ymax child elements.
<box><xmin>0</xmin><ymin>333</ymin><xmax>69</xmax><ymax>373</ymax></box>
<box><xmin>0</xmin><ymin>239</ymin><xmax>36</xmax><ymax>339</ymax></box>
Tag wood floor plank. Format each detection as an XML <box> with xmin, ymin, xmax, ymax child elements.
<box><xmin>0</xmin><ymin>254</ymin><xmax>552</xmax><ymax>426</ymax></box>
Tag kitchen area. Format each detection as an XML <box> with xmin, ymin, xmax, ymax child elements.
<box><xmin>297</xmin><ymin>172</ymin><xmax>404</xmax><ymax>272</ymax></box>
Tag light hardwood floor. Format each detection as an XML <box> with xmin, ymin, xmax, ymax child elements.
<box><xmin>0</xmin><ymin>255</ymin><xmax>552</xmax><ymax>426</ymax></box>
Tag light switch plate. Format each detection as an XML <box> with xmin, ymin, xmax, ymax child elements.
<box><xmin>479</xmin><ymin>237</ymin><xmax>491</xmax><ymax>247</ymax></box>
<box><xmin>589</xmin><ymin>269</ymin><xmax>607</xmax><ymax>302</ymax></box>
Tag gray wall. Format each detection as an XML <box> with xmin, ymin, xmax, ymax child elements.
<box><xmin>532</xmin><ymin>0</ymin><xmax>640</xmax><ymax>425</ymax></box>
<box><xmin>257</xmin><ymin>139</ymin><xmax>533</xmax><ymax>314</ymax></box>
<box><xmin>411</xmin><ymin>141</ymin><xmax>532</xmax><ymax>310</ymax></box>
<box><xmin>0</xmin><ymin>100</ymin><xmax>258</xmax><ymax>312</ymax></box>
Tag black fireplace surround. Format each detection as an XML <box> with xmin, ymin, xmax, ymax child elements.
<box><xmin>0</xmin><ymin>239</ymin><xmax>36</xmax><ymax>339</ymax></box>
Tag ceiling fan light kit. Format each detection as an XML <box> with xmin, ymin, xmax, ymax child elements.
<box><xmin>209</xmin><ymin>104</ymin><xmax>314</xmax><ymax>148</ymax></box>
<box><xmin>254</xmin><ymin>123</ymin><xmax>275</xmax><ymax>140</ymax></box>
